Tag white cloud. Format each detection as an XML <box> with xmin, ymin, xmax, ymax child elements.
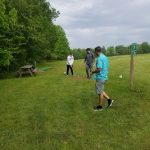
<box><xmin>50</xmin><ymin>0</ymin><xmax>150</xmax><ymax>48</ymax></box>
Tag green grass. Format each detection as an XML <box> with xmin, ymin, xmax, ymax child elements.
<box><xmin>0</xmin><ymin>54</ymin><xmax>150</xmax><ymax>150</ymax></box>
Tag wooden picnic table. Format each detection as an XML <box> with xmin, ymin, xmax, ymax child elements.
<box><xmin>18</xmin><ymin>65</ymin><xmax>34</xmax><ymax>77</ymax></box>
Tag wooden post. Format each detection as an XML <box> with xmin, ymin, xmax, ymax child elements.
<box><xmin>129</xmin><ymin>43</ymin><xmax>137</xmax><ymax>89</ymax></box>
<box><xmin>129</xmin><ymin>54</ymin><xmax>134</xmax><ymax>89</ymax></box>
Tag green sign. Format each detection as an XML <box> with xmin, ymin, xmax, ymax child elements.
<box><xmin>131</xmin><ymin>43</ymin><xmax>137</xmax><ymax>55</ymax></box>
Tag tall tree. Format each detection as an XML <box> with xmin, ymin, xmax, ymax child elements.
<box><xmin>54</xmin><ymin>25</ymin><xmax>70</xmax><ymax>59</ymax></box>
<box><xmin>102</xmin><ymin>46</ymin><xmax>106</xmax><ymax>55</ymax></box>
<box><xmin>106</xmin><ymin>47</ymin><xmax>116</xmax><ymax>56</ymax></box>
<box><xmin>0</xmin><ymin>0</ymin><xmax>18</xmax><ymax>69</ymax></box>
<box><xmin>141</xmin><ymin>42</ymin><xmax>150</xmax><ymax>53</ymax></box>
<box><xmin>4</xmin><ymin>0</ymin><xmax>59</xmax><ymax>63</ymax></box>
<box><xmin>0</xmin><ymin>0</ymin><xmax>63</xmax><ymax>77</ymax></box>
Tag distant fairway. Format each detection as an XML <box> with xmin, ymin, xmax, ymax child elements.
<box><xmin>0</xmin><ymin>54</ymin><xmax>150</xmax><ymax>150</ymax></box>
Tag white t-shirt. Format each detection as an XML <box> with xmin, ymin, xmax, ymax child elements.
<box><xmin>67</xmin><ymin>55</ymin><xmax>74</xmax><ymax>66</ymax></box>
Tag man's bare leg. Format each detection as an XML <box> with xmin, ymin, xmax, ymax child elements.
<box><xmin>89</xmin><ymin>67</ymin><xmax>92</xmax><ymax>78</ymax></box>
<box><xmin>103</xmin><ymin>91</ymin><xmax>110</xmax><ymax>100</ymax></box>
<box><xmin>94</xmin><ymin>93</ymin><xmax>104</xmax><ymax>111</ymax></box>
<box><xmin>88</xmin><ymin>69</ymin><xmax>91</xmax><ymax>78</ymax></box>
<box><xmin>103</xmin><ymin>91</ymin><xmax>113</xmax><ymax>107</ymax></box>
<box><xmin>98</xmin><ymin>93</ymin><xmax>104</xmax><ymax>106</ymax></box>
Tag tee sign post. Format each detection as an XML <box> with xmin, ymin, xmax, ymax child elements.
<box><xmin>129</xmin><ymin>43</ymin><xmax>137</xmax><ymax>89</ymax></box>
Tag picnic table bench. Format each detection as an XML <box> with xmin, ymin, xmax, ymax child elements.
<box><xmin>17</xmin><ymin>65</ymin><xmax>36</xmax><ymax>77</ymax></box>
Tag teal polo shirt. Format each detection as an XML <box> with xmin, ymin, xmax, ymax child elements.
<box><xmin>94</xmin><ymin>53</ymin><xmax>109</xmax><ymax>81</ymax></box>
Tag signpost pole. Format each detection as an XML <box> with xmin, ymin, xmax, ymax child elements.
<box><xmin>129</xmin><ymin>43</ymin><xmax>136</xmax><ymax>89</ymax></box>
<box><xmin>129</xmin><ymin>54</ymin><xmax>134</xmax><ymax>89</ymax></box>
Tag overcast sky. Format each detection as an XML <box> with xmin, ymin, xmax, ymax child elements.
<box><xmin>50</xmin><ymin>0</ymin><xmax>150</xmax><ymax>48</ymax></box>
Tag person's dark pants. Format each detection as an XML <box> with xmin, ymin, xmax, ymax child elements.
<box><xmin>86</xmin><ymin>63</ymin><xmax>93</xmax><ymax>78</ymax></box>
<box><xmin>67</xmin><ymin>65</ymin><xmax>73</xmax><ymax>75</ymax></box>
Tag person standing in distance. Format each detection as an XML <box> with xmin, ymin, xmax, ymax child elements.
<box><xmin>84</xmin><ymin>48</ymin><xmax>95</xmax><ymax>79</ymax></box>
<box><xmin>91</xmin><ymin>46</ymin><xmax>114</xmax><ymax>111</ymax></box>
<box><xmin>66</xmin><ymin>53</ymin><xmax>74</xmax><ymax>76</ymax></box>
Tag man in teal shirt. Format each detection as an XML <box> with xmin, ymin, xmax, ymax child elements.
<box><xmin>91</xmin><ymin>46</ymin><xmax>113</xmax><ymax>111</ymax></box>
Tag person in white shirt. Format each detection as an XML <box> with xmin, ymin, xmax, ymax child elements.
<box><xmin>66</xmin><ymin>53</ymin><xmax>74</xmax><ymax>76</ymax></box>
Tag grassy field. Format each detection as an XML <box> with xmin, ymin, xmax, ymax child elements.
<box><xmin>0</xmin><ymin>54</ymin><xmax>150</xmax><ymax>150</ymax></box>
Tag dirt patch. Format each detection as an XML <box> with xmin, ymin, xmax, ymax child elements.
<box><xmin>72</xmin><ymin>76</ymin><xmax>85</xmax><ymax>80</ymax></box>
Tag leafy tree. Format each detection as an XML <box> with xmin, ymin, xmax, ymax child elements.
<box><xmin>0</xmin><ymin>0</ymin><xmax>62</xmax><ymax>77</ymax></box>
<box><xmin>102</xmin><ymin>46</ymin><xmax>106</xmax><ymax>55</ymax></box>
<box><xmin>0</xmin><ymin>0</ymin><xmax>18</xmax><ymax>69</ymax></box>
<box><xmin>140</xmin><ymin>42</ymin><xmax>150</xmax><ymax>53</ymax></box>
<box><xmin>54</xmin><ymin>25</ymin><xmax>70</xmax><ymax>59</ymax></box>
<box><xmin>116</xmin><ymin>45</ymin><xmax>129</xmax><ymax>55</ymax></box>
<box><xmin>106</xmin><ymin>47</ymin><xmax>116</xmax><ymax>56</ymax></box>
<box><xmin>71</xmin><ymin>48</ymin><xmax>86</xmax><ymax>60</ymax></box>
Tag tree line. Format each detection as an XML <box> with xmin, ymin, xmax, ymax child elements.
<box><xmin>104</xmin><ymin>42</ymin><xmax>150</xmax><ymax>56</ymax></box>
<box><xmin>0</xmin><ymin>0</ymin><xmax>70</xmax><ymax>77</ymax></box>
<box><xmin>71</xmin><ymin>42</ymin><xmax>150</xmax><ymax>60</ymax></box>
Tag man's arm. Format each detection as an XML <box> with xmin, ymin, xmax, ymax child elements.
<box><xmin>92</xmin><ymin>68</ymin><xmax>101</xmax><ymax>74</ymax></box>
<box><xmin>92</xmin><ymin>53</ymin><xmax>95</xmax><ymax>63</ymax></box>
<box><xmin>91</xmin><ymin>58</ymin><xmax>102</xmax><ymax>74</ymax></box>
<box><xmin>70</xmin><ymin>56</ymin><xmax>74</xmax><ymax>66</ymax></box>
<box><xmin>66</xmin><ymin>56</ymin><xmax>69</xmax><ymax>65</ymax></box>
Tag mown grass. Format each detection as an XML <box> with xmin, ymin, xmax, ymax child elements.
<box><xmin>0</xmin><ymin>54</ymin><xmax>150</xmax><ymax>150</ymax></box>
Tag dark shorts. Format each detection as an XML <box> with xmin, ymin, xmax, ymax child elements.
<box><xmin>95</xmin><ymin>80</ymin><xmax>105</xmax><ymax>94</ymax></box>
<box><xmin>86</xmin><ymin>64</ymin><xmax>93</xmax><ymax>70</ymax></box>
